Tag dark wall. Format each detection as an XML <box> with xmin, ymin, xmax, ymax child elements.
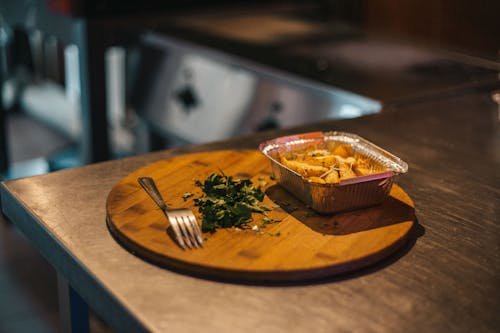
<box><xmin>360</xmin><ymin>0</ymin><xmax>500</xmax><ymax>61</ymax></box>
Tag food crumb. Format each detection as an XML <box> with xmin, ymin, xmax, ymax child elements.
<box><xmin>182</xmin><ymin>192</ymin><xmax>194</xmax><ymax>201</ymax></box>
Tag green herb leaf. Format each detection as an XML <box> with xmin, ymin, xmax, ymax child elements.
<box><xmin>194</xmin><ymin>173</ymin><xmax>272</xmax><ymax>233</ymax></box>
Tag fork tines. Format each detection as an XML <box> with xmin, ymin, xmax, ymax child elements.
<box><xmin>168</xmin><ymin>210</ymin><xmax>204</xmax><ymax>250</ymax></box>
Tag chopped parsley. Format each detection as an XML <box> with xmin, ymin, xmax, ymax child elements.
<box><xmin>261</xmin><ymin>216</ymin><xmax>282</xmax><ymax>224</ymax></box>
<box><xmin>194</xmin><ymin>172</ymin><xmax>271</xmax><ymax>233</ymax></box>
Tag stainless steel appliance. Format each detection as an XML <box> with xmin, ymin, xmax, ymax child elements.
<box><xmin>131</xmin><ymin>32</ymin><xmax>381</xmax><ymax>147</ymax></box>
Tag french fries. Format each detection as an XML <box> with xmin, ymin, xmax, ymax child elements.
<box><xmin>278</xmin><ymin>144</ymin><xmax>385</xmax><ymax>184</ymax></box>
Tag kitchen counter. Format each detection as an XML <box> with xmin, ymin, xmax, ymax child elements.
<box><xmin>1</xmin><ymin>85</ymin><xmax>499</xmax><ymax>332</ymax></box>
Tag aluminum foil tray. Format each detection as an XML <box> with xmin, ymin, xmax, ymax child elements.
<box><xmin>259</xmin><ymin>131</ymin><xmax>408</xmax><ymax>214</ymax></box>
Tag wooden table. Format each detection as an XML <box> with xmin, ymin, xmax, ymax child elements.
<box><xmin>1</xmin><ymin>87</ymin><xmax>499</xmax><ymax>332</ymax></box>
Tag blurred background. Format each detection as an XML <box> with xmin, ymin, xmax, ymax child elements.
<box><xmin>0</xmin><ymin>0</ymin><xmax>498</xmax><ymax>331</ymax></box>
<box><xmin>1</xmin><ymin>0</ymin><xmax>499</xmax><ymax>180</ymax></box>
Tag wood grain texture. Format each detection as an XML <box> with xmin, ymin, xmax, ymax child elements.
<box><xmin>106</xmin><ymin>150</ymin><xmax>415</xmax><ymax>281</ymax></box>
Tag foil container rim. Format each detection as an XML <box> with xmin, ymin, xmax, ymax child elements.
<box><xmin>258</xmin><ymin>131</ymin><xmax>409</xmax><ymax>178</ymax></box>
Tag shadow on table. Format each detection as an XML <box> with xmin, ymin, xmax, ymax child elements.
<box><xmin>265</xmin><ymin>184</ymin><xmax>416</xmax><ymax>236</ymax></box>
<box><xmin>246</xmin><ymin>184</ymin><xmax>425</xmax><ymax>286</ymax></box>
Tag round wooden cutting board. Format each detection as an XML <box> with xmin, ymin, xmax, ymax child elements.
<box><xmin>106</xmin><ymin>150</ymin><xmax>415</xmax><ymax>282</ymax></box>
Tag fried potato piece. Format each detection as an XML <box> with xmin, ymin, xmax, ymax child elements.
<box><xmin>278</xmin><ymin>142</ymin><xmax>386</xmax><ymax>184</ymax></box>
<box><xmin>335</xmin><ymin>156</ymin><xmax>357</xmax><ymax>180</ymax></box>
<box><xmin>332</xmin><ymin>144</ymin><xmax>353</xmax><ymax>158</ymax></box>
<box><xmin>324</xmin><ymin>170</ymin><xmax>340</xmax><ymax>183</ymax></box>
<box><xmin>306</xmin><ymin>149</ymin><xmax>331</xmax><ymax>157</ymax></box>
<box><xmin>353</xmin><ymin>154</ymin><xmax>385</xmax><ymax>175</ymax></box>
<box><xmin>308</xmin><ymin>176</ymin><xmax>326</xmax><ymax>184</ymax></box>
<box><xmin>353</xmin><ymin>166</ymin><xmax>373</xmax><ymax>176</ymax></box>
<box><xmin>281</xmin><ymin>158</ymin><xmax>329</xmax><ymax>177</ymax></box>
<box><xmin>306</xmin><ymin>155</ymin><xmax>338</xmax><ymax>168</ymax></box>
<box><xmin>339</xmin><ymin>164</ymin><xmax>357</xmax><ymax>180</ymax></box>
<box><xmin>354</xmin><ymin>154</ymin><xmax>372</xmax><ymax>168</ymax></box>
<box><xmin>339</xmin><ymin>167</ymin><xmax>357</xmax><ymax>180</ymax></box>
<box><xmin>335</xmin><ymin>156</ymin><xmax>356</xmax><ymax>165</ymax></box>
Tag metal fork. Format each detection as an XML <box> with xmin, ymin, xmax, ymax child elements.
<box><xmin>138</xmin><ymin>177</ymin><xmax>203</xmax><ymax>249</ymax></box>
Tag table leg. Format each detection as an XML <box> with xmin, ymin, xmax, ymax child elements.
<box><xmin>0</xmin><ymin>108</ymin><xmax>8</xmax><ymax>175</ymax></box>
<box><xmin>0</xmin><ymin>70</ymin><xmax>9</xmax><ymax>175</ymax></box>
<box><xmin>57</xmin><ymin>273</ymin><xmax>90</xmax><ymax>333</ymax></box>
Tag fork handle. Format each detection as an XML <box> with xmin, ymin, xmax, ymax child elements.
<box><xmin>138</xmin><ymin>177</ymin><xmax>168</xmax><ymax>211</ymax></box>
